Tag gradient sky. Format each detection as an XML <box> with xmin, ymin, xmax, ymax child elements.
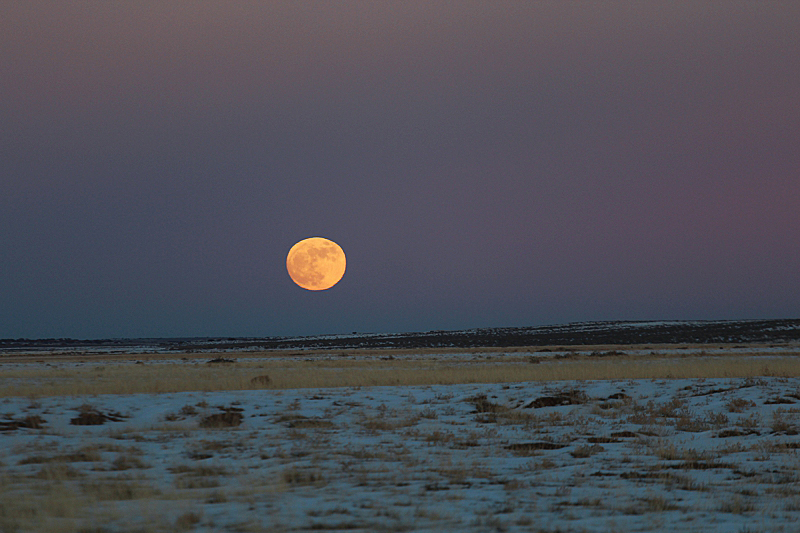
<box><xmin>2</xmin><ymin>2</ymin><xmax>798</xmax><ymax>339</ymax></box>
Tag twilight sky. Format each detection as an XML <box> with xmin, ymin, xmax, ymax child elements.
<box><xmin>2</xmin><ymin>2</ymin><xmax>798</xmax><ymax>339</ymax></box>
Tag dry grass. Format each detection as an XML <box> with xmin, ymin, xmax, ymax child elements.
<box><xmin>19</xmin><ymin>449</ymin><xmax>103</xmax><ymax>465</ymax></box>
<box><xmin>79</xmin><ymin>480</ymin><xmax>162</xmax><ymax>501</ymax></box>
<box><xmin>110</xmin><ymin>454</ymin><xmax>149</xmax><ymax>471</ymax></box>
<box><xmin>0</xmin><ymin>478</ymin><xmax>206</xmax><ymax>533</ymax></box>
<box><xmin>718</xmin><ymin>495</ymin><xmax>757</xmax><ymax>514</ymax></box>
<box><xmin>2</xmin><ymin>349</ymin><xmax>800</xmax><ymax>398</ymax></box>
<box><xmin>570</xmin><ymin>444</ymin><xmax>604</xmax><ymax>458</ymax></box>
<box><xmin>358</xmin><ymin>413</ymin><xmax>419</xmax><ymax>432</ymax></box>
<box><xmin>282</xmin><ymin>467</ymin><xmax>326</xmax><ymax>487</ymax></box>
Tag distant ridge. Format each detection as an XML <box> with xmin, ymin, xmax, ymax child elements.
<box><xmin>3</xmin><ymin>319</ymin><xmax>799</xmax><ymax>355</ymax></box>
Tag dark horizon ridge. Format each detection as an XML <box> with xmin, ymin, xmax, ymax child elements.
<box><xmin>2</xmin><ymin>318</ymin><xmax>799</xmax><ymax>354</ymax></box>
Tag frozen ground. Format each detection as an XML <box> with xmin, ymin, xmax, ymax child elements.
<box><xmin>2</xmin><ymin>377</ymin><xmax>800</xmax><ymax>532</ymax></box>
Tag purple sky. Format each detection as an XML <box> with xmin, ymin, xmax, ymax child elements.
<box><xmin>2</xmin><ymin>2</ymin><xmax>798</xmax><ymax>339</ymax></box>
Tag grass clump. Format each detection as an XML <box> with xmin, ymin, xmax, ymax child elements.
<box><xmin>282</xmin><ymin>467</ymin><xmax>325</xmax><ymax>486</ymax></box>
<box><xmin>570</xmin><ymin>444</ymin><xmax>604</xmax><ymax>458</ymax></box>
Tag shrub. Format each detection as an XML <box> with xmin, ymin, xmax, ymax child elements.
<box><xmin>726</xmin><ymin>398</ymin><xmax>755</xmax><ymax>413</ymax></box>
<box><xmin>200</xmin><ymin>411</ymin><xmax>243</xmax><ymax>428</ymax></box>
<box><xmin>570</xmin><ymin>444</ymin><xmax>604</xmax><ymax>458</ymax></box>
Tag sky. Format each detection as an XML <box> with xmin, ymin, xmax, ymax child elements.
<box><xmin>2</xmin><ymin>2</ymin><xmax>799</xmax><ymax>339</ymax></box>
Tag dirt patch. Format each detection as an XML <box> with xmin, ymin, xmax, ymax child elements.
<box><xmin>571</xmin><ymin>444</ymin><xmax>604</xmax><ymax>458</ymax></box>
<box><xmin>275</xmin><ymin>414</ymin><xmax>307</xmax><ymax>423</ymax></box>
<box><xmin>620</xmin><ymin>471</ymin><xmax>676</xmax><ymax>481</ymax></box>
<box><xmin>590</xmin><ymin>350</ymin><xmax>627</xmax><ymax>357</ymax></box>
<box><xmin>693</xmin><ymin>382</ymin><xmax>761</xmax><ymax>398</ymax></box>
<box><xmin>274</xmin><ymin>414</ymin><xmax>334</xmax><ymax>429</ymax></box>
<box><xmin>187</xmin><ymin>452</ymin><xmax>213</xmax><ymax>460</ymax></box>
<box><xmin>588</xmin><ymin>436</ymin><xmax>620</xmax><ymax>444</ymax></box>
<box><xmin>524</xmin><ymin>391</ymin><xmax>588</xmax><ymax>408</ymax></box>
<box><xmin>773</xmin><ymin>442</ymin><xmax>800</xmax><ymax>450</ymax></box>
<box><xmin>505</xmin><ymin>442</ymin><xmax>567</xmax><ymax>453</ymax></box>
<box><xmin>468</xmin><ymin>395</ymin><xmax>511</xmax><ymax>414</ymax></box>
<box><xmin>206</xmin><ymin>357</ymin><xmax>236</xmax><ymax>364</ymax></box>
<box><xmin>70</xmin><ymin>410</ymin><xmax>125</xmax><ymax>426</ymax></box>
<box><xmin>289</xmin><ymin>419</ymin><xmax>334</xmax><ymax>429</ymax></box>
<box><xmin>607</xmin><ymin>392</ymin><xmax>630</xmax><ymax>400</ymax></box>
<box><xmin>716</xmin><ymin>429</ymin><xmax>760</xmax><ymax>438</ymax></box>
<box><xmin>250</xmin><ymin>375</ymin><xmax>271</xmax><ymax>385</ymax></box>
<box><xmin>200</xmin><ymin>409</ymin><xmax>244</xmax><ymax>428</ymax></box>
<box><xmin>665</xmin><ymin>461</ymin><xmax>734</xmax><ymax>470</ymax></box>
<box><xmin>0</xmin><ymin>415</ymin><xmax>45</xmax><ymax>431</ymax></box>
<box><xmin>765</xmin><ymin>397</ymin><xmax>795</xmax><ymax>405</ymax></box>
<box><xmin>692</xmin><ymin>386</ymin><xmax>739</xmax><ymax>397</ymax></box>
<box><xmin>19</xmin><ymin>451</ymin><xmax>102</xmax><ymax>465</ymax></box>
<box><xmin>611</xmin><ymin>431</ymin><xmax>638</xmax><ymax>438</ymax></box>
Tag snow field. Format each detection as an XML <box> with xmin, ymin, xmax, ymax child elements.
<box><xmin>2</xmin><ymin>375</ymin><xmax>800</xmax><ymax>532</ymax></box>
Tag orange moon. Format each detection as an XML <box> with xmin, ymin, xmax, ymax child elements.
<box><xmin>286</xmin><ymin>237</ymin><xmax>346</xmax><ymax>291</ymax></box>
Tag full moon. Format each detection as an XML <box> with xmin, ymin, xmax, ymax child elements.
<box><xmin>286</xmin><ymin>237</ymin><xmax>346</xmax><ymax>291</ymax></box>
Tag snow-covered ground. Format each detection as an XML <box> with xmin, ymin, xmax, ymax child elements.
<box><xmin>2</xmin><ymin>376</ymin><xmax>800</xmax><ymax>532</ymax></box>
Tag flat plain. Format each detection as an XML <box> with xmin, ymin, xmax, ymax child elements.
<box><xmin>2</xmin><ymin>344</ymin><xmax>800</xmax><ymax>532</ymax></box>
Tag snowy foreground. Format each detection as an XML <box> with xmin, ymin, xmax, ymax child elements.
<box><xmin>2</xmin><ymin>377</ymin><xmax>800</xmax><ymax>532</ymax></box>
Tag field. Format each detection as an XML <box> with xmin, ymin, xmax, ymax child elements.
<box><xmin>2</xmin><ymin>344</ymin><xmax>800</xmax><ymax>532</ymax></box>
